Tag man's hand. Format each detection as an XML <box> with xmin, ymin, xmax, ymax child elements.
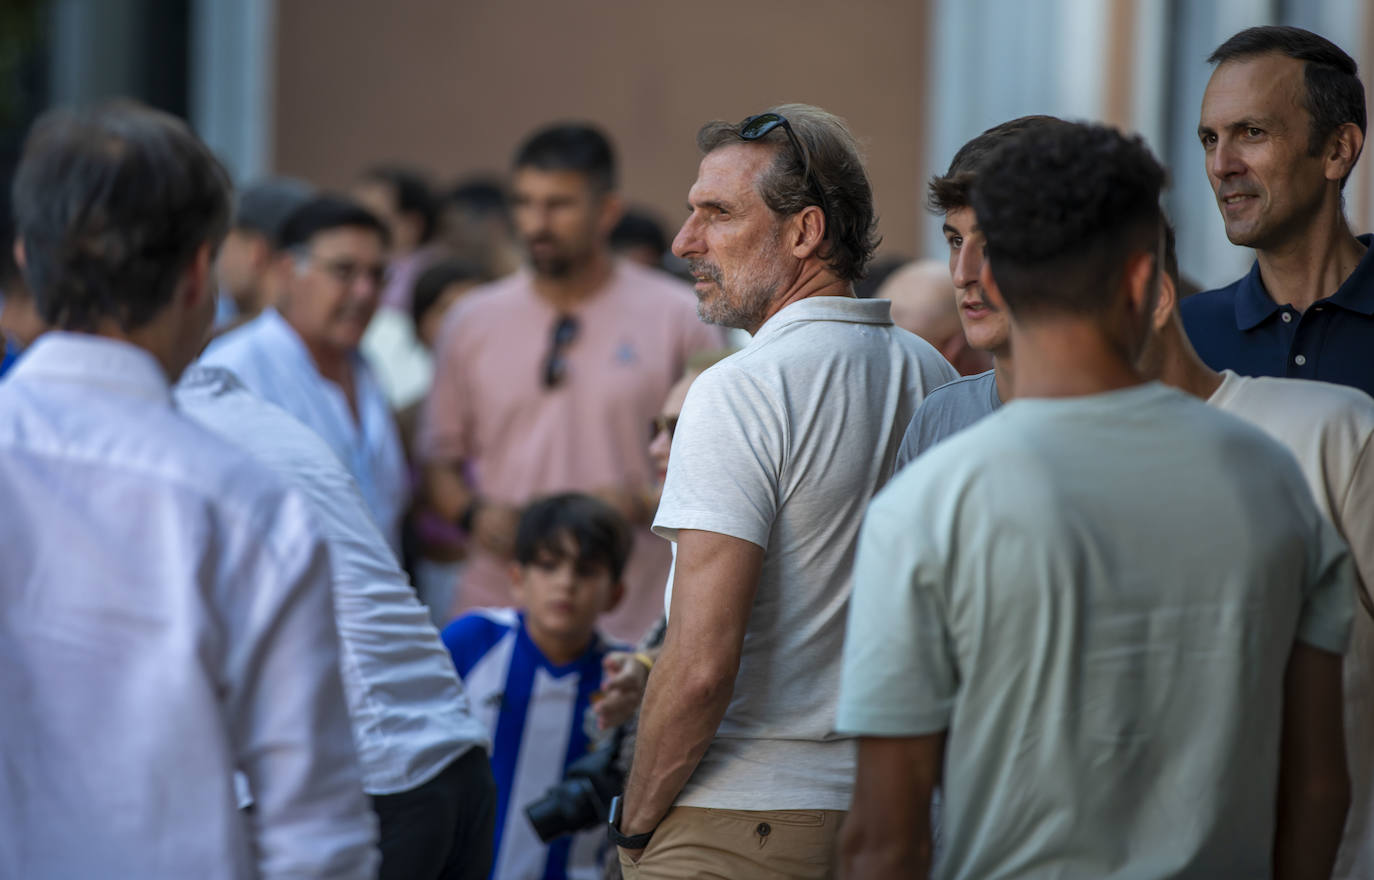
<box><xmin>596</xmin><ymin>652</ymin><xmax>652</xmax><ymax>730</ymax></box>
<box><xmin>470</xmin><ymin>502</ymin><xmax>520</xmax><ymax>559</ymax></box>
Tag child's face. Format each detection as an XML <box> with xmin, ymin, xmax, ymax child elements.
<box><xmin>512</xmin><ymin>533</ymin><xmax>621</xmax><ymax>645</ymax></box>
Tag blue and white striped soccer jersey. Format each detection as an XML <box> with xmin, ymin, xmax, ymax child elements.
<box><xmin>442</xmin><ymin>608</ymin><xmax>620</xmax><ymax>880</ymax></box>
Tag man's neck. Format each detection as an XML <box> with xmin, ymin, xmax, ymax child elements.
<box><xmin>991</xmin><ymin>350</ymin><xmax>1014</xmax><ymax>403</ymax></box>
<box><xmin>1255</xmin><ymin>211</ymin><xmax>1366</xmax><ymax>312</ymax></box>
<box><xmin>525</xmin><ymin>619</ymin><xmax>594</xmax><ymax>667</ymax></box>
<box><xmin>747</xmin><ymin>263</ymin><xmax>853</xmax><ymax>335</ymax></box>
<box><xmin>1155</xmin><ymin>316</ymin><xmax>1224</xmax><ymax>401</ymax></box>
<box><xmin>1008</xmin><ymin>319</ymin><xmax>1145</xmax><ymax>399</ymax></box>
<box><xmin>532</xmin><ymin>250</ymin><xmax>615</xmax><ymax>313</ymax></box>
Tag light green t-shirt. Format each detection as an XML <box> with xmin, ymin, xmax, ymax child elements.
<box><xmin>839</xmin><ymin>382</ymin><xmax>1355</xmax><ymax>880</ymax></box>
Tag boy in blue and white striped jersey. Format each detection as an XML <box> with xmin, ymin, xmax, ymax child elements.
<box><xmin>443</xmin><ymin>493</ymin><xmax>631</xmax><ymax>880</ymax></box>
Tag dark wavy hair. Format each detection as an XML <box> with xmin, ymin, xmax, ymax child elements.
<box><xmin>927</xmin><ymin>115</ymin><xmax>1072</xmax><ymax>215</ymax></box>
<box><xmin>1209</xmin><ymin>26</ymin><xmax>1366</xmax><ymax>188</ymax></box>
<box><xmin>970</xmin><ymin>123</ymin><xmax>1166</xmax><ymax>319</ymax></box>
<box><xmin>12</xmin><ymin>100</ymin><xmax>232</xmax><ymax>332</ymax></box>
<box><xmin>696</xmin><ymin>104</ymin><xmax>878</xmax><ymax>282</ymax></box>
<box><xmin>515</xmin><ymin>493</ymin><xmax>632</xmax><ymax>582</ymax></box>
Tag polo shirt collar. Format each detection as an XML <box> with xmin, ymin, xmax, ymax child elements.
<box><xmin>753</xmin><ymin>295</ymin><xmax>892</xmax><ymax>343</ymax></box>
<box><xmin>9</xmin><ymin>331</ymin><xmax>172</xmax><ymax>404</ymax></box>
<box><xmin>1235</xmin><ymin>232</ymin><xmax>1374</xmax><ymax>329</ymax></box>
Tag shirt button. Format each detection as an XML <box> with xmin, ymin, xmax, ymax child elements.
<box><xmin>1295</xmin><ymin>354</ymin><xmax>1308</xmax><ymax>366</ymax></box>
<box><xmin>1281</xmin><ymin>312</ymin><xmax>1293</xmax><ymax>323</ymax></box>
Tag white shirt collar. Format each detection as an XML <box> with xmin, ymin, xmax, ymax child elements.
<box><xmin>11</xmin><ymin>331</ymin><xmax>172</xmax><ymax>405</ymax></box>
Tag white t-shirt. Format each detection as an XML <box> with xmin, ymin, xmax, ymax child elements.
<box><xmin>653</xmin><ymin>296</ymin><xmax>958</xmax><ymax>811</ymax></box>
<box><xmin>840</xmin><ymin>382</ymin><xmax>1355</xmax><ymax>880</ymax></box>
<box><xmin>1208</xmin><ymin>370</ymin><xmax>1374</xmax><ymax>880</ymax></box>
<box><xmin>176</xmin><ymin>366</ymin><xmax>489</xmax><ymax>795</ymax></box>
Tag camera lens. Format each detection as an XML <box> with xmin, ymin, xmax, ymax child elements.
<box><xmin>525</xmin><ymin>777</ymin><xmax>602</xmax><ymax>843</ymax></box>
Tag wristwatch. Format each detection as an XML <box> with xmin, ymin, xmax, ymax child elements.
<box><xmin>607</xmin><ymin>795</ymin><xmax>654</xmax><ymax>849</ymax></box>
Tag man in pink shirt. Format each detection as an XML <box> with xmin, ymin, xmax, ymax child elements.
<box><xmin>421</xmin><ymin>123</ymin><xmax>723</xmax><ymax>642</ymax></box>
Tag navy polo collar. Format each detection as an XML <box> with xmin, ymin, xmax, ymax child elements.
<box><xmin>1235</xmin><ymin>233</ymin><xmax>1374</xmax><ymax>329</ymax></box>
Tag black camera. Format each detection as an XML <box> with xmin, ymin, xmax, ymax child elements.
<box><xmin>524</xmin><ymin>726</ymin><xmax>627</xmax><ymax>843</ymax></box>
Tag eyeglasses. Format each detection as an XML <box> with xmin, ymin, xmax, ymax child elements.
<box><xmin>738</xmin><ymin>112</ymin><xmax>832</xmax><ymax>239</ymax></box>
<box><xmin>650</xmin><ymin>414</ymin><xmax>679</xmax><ymax>441</ymax></box>
<box><xmin>542</xmin><ymin>314</ymin><xmax>579</xmax><ymax>389</ymax></box>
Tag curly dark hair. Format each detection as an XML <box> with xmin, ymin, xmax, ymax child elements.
<box><xmin>927</xmin><ymin>115</ymin><xmax>1072</xmax><ymax>215</ymax></box>
<box><xmin>12</xmin><ymin>100</ymin><xmax>231</xmax><ymax>332</ymax></box>
<box><xmin>970</xmin><ymin>122</ymin><xmax>1166</xmax><ymax>318</ymax></box>
<box><xmin>696</xmin><ymin>104</ymin><xmax>878</xmax><ymax>282</ymax></box>
<box><xmin>1209</xmin><ymin>26</ymin><xmax>1365</xmax><ymax>188</ymax></box>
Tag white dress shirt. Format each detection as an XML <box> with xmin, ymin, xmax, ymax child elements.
<box><xmin>201</xmin><ymin>309</ymin><xmax>409</xmax><ymax>552</ymax></box>
<box><xmin>0</xmin><ymin>333</ymin><xmax>377</xmax><ymax>880</ymax></box>
<box><xmin>176</xmin><ymin>366</ymin><xmax>489</xmax><ymax>795</ymax></box>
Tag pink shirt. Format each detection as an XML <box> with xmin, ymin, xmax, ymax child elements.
<box><xmin>421</xmin><ymin>260</ymin><xmax>724</xmax><ymax>641</ymax></box>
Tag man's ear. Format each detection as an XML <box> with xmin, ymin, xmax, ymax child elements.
<box><xmin>1324</xmin><ymin>122</ymin><xmax>1364</xmax><ymax>185</ymax></box>
<box><xmin>1121</xmin><ymin>250</ymin><xmax>1158</xmax><ymax>321</ymax></box>
<box><xmin>1152</xmin><ymin>267</ymin><xmax>1178</xmax><ymax>331</ymax></box>
<box><xmin>12</xmin><ymin>238</ymin><xmax>24</xmax><ymax>271</ymax></box>
<box><xmin>977</xmin><ymin>258</ymin><xmax>1010</xmax><ymax>314</ymax></box>
<box><xmin>597</xmin><ymin>191</ymin><xmax>625</xmax><ymax>241</ymax></box>
<box><xmin>788</xmin><ymin>206</ymin><xmax>827</xmax><ymax>262</ymax></box>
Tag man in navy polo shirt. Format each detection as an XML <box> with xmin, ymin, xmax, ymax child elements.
<box><xmin>1184</xmin><ymin>25</ymin><xmax>1372</xmax><ymax>397</ymax></box>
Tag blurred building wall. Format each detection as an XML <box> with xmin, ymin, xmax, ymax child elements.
<box><xmin>269</xmin><ymin>0</ymin><xmax>932</xmax><ymax>259</ymax></box>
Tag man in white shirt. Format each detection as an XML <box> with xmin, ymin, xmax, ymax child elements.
<box><xmin>839</xmin><ymin>123</ymin><xmax>1354</xmax><ymax>880</ymax></box>
<box><xmin>0</xmin><ymin>100</ymin><xmax>377</xmax><ymax>879</ymax></box>
<box><xmin>612</xmin><ymin>104</ymin><xmax>957</xmax><ymax>878</ymax></box>
<box><xmin>202</xmin><ymin>194</ymin><xmax>409</xmax><ymax>551</ymax></box>
<box><xmin>176</xmin><ymin>365</ymin><xmax>497</xmax><ymax>880</ymax></box>
<box><xmin>1140</xmin><ymin>223</ymin><xmax>1374</xmax><ymax>879</ymax></box>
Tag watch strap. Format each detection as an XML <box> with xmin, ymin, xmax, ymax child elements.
<box><xmin>607</xmin><ymin>795</ymin><xmax>655</xmax><ymax>849</ymax></box>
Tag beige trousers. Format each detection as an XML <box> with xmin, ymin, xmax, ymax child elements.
<box><xmin>618</xmin><ymin>805</ymin><xmax>846</xmax><ymax>880</ymax></box>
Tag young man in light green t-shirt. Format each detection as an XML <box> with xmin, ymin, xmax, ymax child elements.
<box><xmin>839</xmin><ymin>123</ymin><xmax>1354</xmax><ymax>880</ymax></box>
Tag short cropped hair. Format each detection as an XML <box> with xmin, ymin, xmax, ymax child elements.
<box><xmin>696</xmin><ymin>104</ymin><xmax>878</xmax><ymax>282</ymax></box>
<box><xmin>927</xmin><ymin>115</ymin><xmax>1071</xmax><ymax>215</ymax></box>
<box><xmin>512</xmin><ymin>124</ymin><xmax>617</xmax><ymax>194</ymax></box>
<box><xmin>360</xmin><ymin>165</ymin><xmax>440</xmax><ymax>243</ymax></box>
<box><xmin>11</xmin><ymin>100</ymin><xmax>231</xmax><ymax>332</ymax></box>
<box><xmin>1209</xmin><ymin>26</ymin><xmax>1366</xmax><ymax>186</ymax></box>
<box><xmin>279</xmin><ymin>195</ymin><xmax>390</xmax><ymax>253</ymax></box>
<box><xmin>514</xmin><ymin>493</ymin><xmax>632</xmax><ymax>582</ymax></box>
<box><xmin>233</xmin><ymin>177</ymin><xmax>315</xmax><ymax>247</ymax></box>
<box><xmin>970</xmin><ymin>123</ymin><xmax>1166</xmax><ymax>319</ymax></box>
<box><xmin>410</xmin><ymin>257</ymin><xmax>485</xmax><ymax>330</ymax></box>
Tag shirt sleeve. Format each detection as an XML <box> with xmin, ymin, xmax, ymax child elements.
<box><xmin>652</xmin><ymin>363</ymin><xmax>781</xmax><ymax>548</ymax></box>
<box><xmin>1337</xmin><ymin>431</ymin><xmax>1374</xmax><ymax>612</ymax></box>
<box><xmin>836</xmin><ymin>481</ymin><xmax>959</xmax><ymax>736</ymax></box>
<box><xmin>1297</xmin><ymin>505</ymin><xmax>1357</xmax><ymax>655</ymax></box>
<box><xmin>223</xmin><ymin>487</ymin><xmax>379</xmax><ymax>880</ymax></box>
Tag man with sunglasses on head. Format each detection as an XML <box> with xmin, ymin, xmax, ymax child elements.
<box><xmin>420</xmin><ymin>123</ymin><xmax>722</xmax><ymax>643</ymax></box>
<box><xmin>203</xmin><ymin>194</ymin><xmax>409</xmax><ymax>552</ymax></box>
<box><xmin>610</xmin><ymin>104</ymin><xmax>956</xmax><ymax>878</ymax></box>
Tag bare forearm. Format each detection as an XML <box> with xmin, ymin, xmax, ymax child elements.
<box><xmin>840</xmin><ymin>830</ymin><xmax>929</xmax><ymax>880</ymax></box>
<box><xmin>1274</xmin><ymin>782</ymin><xmax>1349</xmax><ymax>880</ymax></box>
<box><xmin>621</xmin><ymin>641</ymin><xmax>735</xmax><ymax>834</ymax></box>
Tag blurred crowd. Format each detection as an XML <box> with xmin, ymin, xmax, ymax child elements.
<box><xmin>2</xmin><ymin>21</ymin><xmax>1374</xmax><ymax>880</ymax></box>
